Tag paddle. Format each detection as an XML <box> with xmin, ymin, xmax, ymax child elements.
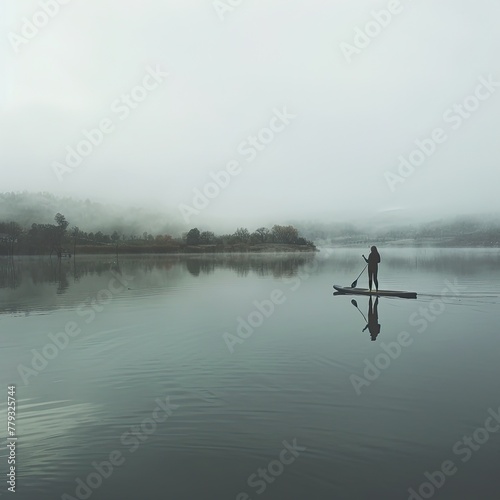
<box><xmin>350</xmin><ymin>263</ymin><xmax>367</xmax><ymax>288</ymax></box>
<box><xmin>351</xmin><ymin>299</ymin><xmax>368</xmax><ymax>323</ymax></box>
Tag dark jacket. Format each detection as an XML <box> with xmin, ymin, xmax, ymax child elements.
<box><xmin>365</xmin><ymin>251</ymin><xmax>380</xmax><ymax>269</ymax></box>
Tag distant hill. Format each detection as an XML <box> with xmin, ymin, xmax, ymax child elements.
<box><xmin>0</xmin><ymin>192</ymin><xmax>182</xmax><ymax>237</ymax></box>
<box><xmin>293</xmin><ymin>214</ymin><xmax>500</xmax><ymax>247</ymax></box>
<box><xmin>1</xmin><ymin>192</ymin><xmax>499</xmax><ymax>247</ymax></box>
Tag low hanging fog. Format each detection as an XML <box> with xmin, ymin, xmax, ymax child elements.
<box><xmin>2</xmin><ymin>0</ymin><xmax>500</xmax><ymax>234</ymax></box>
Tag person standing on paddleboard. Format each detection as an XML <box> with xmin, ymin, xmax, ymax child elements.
<box><xmin>362</xmin><ymin>246</ymin><xmax>381</xmax><ymax>292</ymax></box>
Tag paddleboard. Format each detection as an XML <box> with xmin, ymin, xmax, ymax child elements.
<box><xmin>333</xmin><ymin>285</ymin><xmax>417</xmax><ymax>299</ymax></box>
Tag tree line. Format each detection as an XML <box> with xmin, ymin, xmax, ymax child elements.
<box><xmin>184</xmin><ymin>225</ymin><xmax>314</xmax><ymax>246</ymax></box>
<box><xmin>0</xmin><ymin>214</ymin><xmax>70</xmax><ymax>257</ymax></box>
<box><xmin>0</xmin><ymin>214</ymin><xmax>315</xmax><ymax>256</ymax></box>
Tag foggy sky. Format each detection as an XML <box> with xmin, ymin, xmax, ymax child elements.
<box><xmin>2</xmin><ymin>0</ymin><xmax>500</xmax><ymax>230</ymax></box>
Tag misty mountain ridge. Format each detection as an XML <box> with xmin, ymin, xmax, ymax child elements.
<box><xmin>0</xmin><ymin>191</ymin><xmax>183</xmax><ymax>237</ymax></box>
<box><xmin>1</xmin><ymin>192</ymin><xmax>499</xmax><ymax>245</ymax></box>
<box><xmin>292</xmin><ymin>214</ymin><xmax>500</xmax><ymax>246</ymax></box>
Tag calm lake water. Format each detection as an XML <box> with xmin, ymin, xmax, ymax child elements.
<box><xmin>1</xmin><ymin>248</ymin><xmax>499</xmax><ymax>500</ymax></box>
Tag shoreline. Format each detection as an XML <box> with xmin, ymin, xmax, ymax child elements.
<box><xmin>0</xmin><ymin>243</ymin><xmax>317</xmax><ymax>258</ymax></box>
<box><xmin>318</xmin><ymin>238</ymin><xmax>500</xmax><ymax>248</ymax></box>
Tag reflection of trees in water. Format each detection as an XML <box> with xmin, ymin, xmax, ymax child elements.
<box><xmin>1</xmin><ymin>256</ymin><xmax>182</xmax><ymax>290</ymax></box>
<box><xmin>29</xmin><ymin>259</ymin><xmax>72</xmax><ymax>286</ymax></box>
<box><xmin>183</xmin><ymin>254</ymin><xmax>313</xmax><ymax>278</ymax></box>
<box><xmin>138</xmin><ymin>258</ymin><xmax>178</xmax><ymax>275</ymax></box>
<box><xmin>1</xmin><ymin>254</ymin><xmax>315</xmax><ymax>290</ymax></box>
<box><xmin>0</xmin><ymin>258</ymin><xmax>72</xmax><ymax>294</ymax></box>
<box><xmin>0</xmin><ymin>259</ymin><xmax>22</xmax><ymax>289</ymax></box>
<box><xmin>4</xmin><ymin>249</ymin><xmax>498</xmax><ymax>292</ymax></box>
<box><xmin>56</xmin><ymin>265</ymin><xmax>69</xmax><ymax>295</ymax></box>
<box><xmin>0</xmin><ymin>258</ymin><xmax>105</xmax><ymax>290</ymax></box>
<box><xmin>185</xmin><ymin>259</ymin><xmax>214</xmax><ymax>277</ymax></box>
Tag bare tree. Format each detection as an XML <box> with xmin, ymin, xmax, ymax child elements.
<box><xmin>255</xmin><ymin>227</ymin><xmax>270</xmax><ymax>243</ymax></box>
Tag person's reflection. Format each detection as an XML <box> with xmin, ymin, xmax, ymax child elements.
<box><xmin>362</xmin><ymin>296</ymin><xmax>381</xmax><ymax>341</ymax></box>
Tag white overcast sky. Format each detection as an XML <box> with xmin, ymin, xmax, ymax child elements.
<box><xmin>1</xmin><ymin>0</ymin><xmax>500</xmax><ymax>228</ymax></box>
